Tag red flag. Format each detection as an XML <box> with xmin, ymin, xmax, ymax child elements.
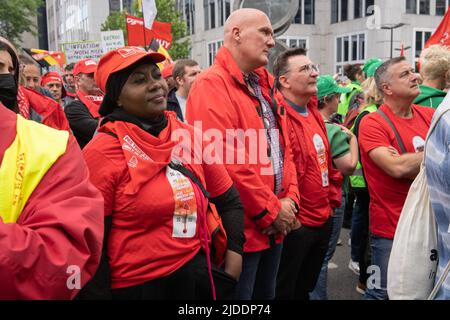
<box><xmin>424</xmin><ymin>6</ymin><xmax>450</xmax><ymax>49</ymax></box>
<box><xmin>126</xmin><ymin>15</ymin><xmax>172</xmax><ymax>49</ymax></box>
<box><xmin>400</xmin><ymin>43</ymin><xmax>405</xmax><ymax>57</ymax></box>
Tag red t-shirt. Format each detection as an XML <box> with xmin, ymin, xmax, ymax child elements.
<box><xmin>83</xmin><ymin>114</ymin><xmax>232</xmax><ymax>289</ymax></box>
<box><xmin>287</xmin><ymin>105</ymin><xmax>332</xmax><ymax>227</ymax></box>
<box><xmin>359</xmin><ymin>103</ymin><xmax>434</xmax><ymax>239</ymax></box>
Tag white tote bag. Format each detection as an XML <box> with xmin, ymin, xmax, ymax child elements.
<box><xmin>387</xmin><ymin>163</ymin><xmax>438</xmax><ymax>300</ymax></box>
<box><xmin>386</xmin><ymin>103</ymin><xmax>450</xmax><ymax>299</ymax></box>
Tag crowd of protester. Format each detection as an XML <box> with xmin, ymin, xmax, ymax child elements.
<box><xmin>0</xmin><ymin>8</ymin><xmax>449</xmax><ymax>300</ymax></box>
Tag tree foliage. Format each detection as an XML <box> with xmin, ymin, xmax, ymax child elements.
<box><xmin>0</xmin><ymin>0</ymin><xmax>43</xmax><ymax>45</ymax></box>
<box><xmin>101</xmin><ymin>0</ymin><xmax>189</xmax><ymax>60</ymax></box>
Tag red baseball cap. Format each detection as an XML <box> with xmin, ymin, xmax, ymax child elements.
<box><xmin>41</xmin><ymin>71</ymin><xmax>63</xmax><ymax>86</ymax></box>
<box><xmin>95</xmin><ymin>46</ymin><xmax>166</xmax><ymax>93</ymax></box>
<box><xmin>41</xmin><ymin>71</ymin><xmax>66</xmax><ymax>98</ymax></box>
<box><xmin>73</xmin><ymin>58</ymin><xmax>98</xmax><ymax>76</ymax></box>
<box><xmin>161</xmin><ymin>63</ymin><xmax>174</xmax><ymax>79</ymax></box>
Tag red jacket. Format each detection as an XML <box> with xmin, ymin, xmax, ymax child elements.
<box><xmin>186</xmin><ymin>47</ymin><xmax>300</xmax><ymax>252</ymax></box>
<box><xmin>283</xmin><ymin>97</ymin><xmax>338</xmax><ymax>227</ymax></box>
<box><xmin>0</xmin><ymin>104</ymin><xmax>103</xmax><ymax>299</ymax></box>
<box><xmin>18</xmin><ymin>86</ymin><xmax>70</xmax><ymax>131</ymax></box>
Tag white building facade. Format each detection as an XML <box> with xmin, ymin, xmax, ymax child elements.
<box><xmin>178</xmin><ymin>0</ymin><xmax>447</xmax><ymax>74</ymax></box>
<box><xmin>43</xmin><ymin>0</ymin><xmax>447</xmax><ymax>73</ymax></box>
<box><xmin>46</xmin><ymin>0</ymin><xmax>110</xmax><ymax>51</ymax></box>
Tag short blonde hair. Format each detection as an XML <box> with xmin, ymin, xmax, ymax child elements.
<box><xmin>420</xmin><ymin>45</ymin><xmax>450</xmax><ymax>80</ymax></box>
<box><xmin>361</xmin><ymin>77</ymin><xmax>383</xmax><ymax>106</ymax></box>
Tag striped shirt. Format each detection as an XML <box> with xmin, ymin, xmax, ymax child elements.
<box><xmin>244</xmin><ymin>73</ymin><xmax>284</xmax><ymax>194</ymax></box>
<box><xmin>425</xmin><ymin>92</ymin><xmax>450</xmax><ymax>300</ymax></box>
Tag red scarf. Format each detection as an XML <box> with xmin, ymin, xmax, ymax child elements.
<box><xmin>76</xmin><ymin>90</ymin><xmax>103</xmax><ymax>118</ymax></box>
<box><xmin>17</xmin><ymin>86</ymin><xmax>30</xmax><ymax>119</ymax></box>
<box><xmin>98</xmin><ymin>112</ymin><xmax>205</xmax><ymax>195</ymax></box>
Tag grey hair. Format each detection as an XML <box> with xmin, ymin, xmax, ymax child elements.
<box><xmin>374</xmin><ymin>56</ymin><xmax>406</xmax><ymax>97</ymax></box>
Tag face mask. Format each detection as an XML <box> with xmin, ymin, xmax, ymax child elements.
<box><xmin>0</xmin><ymin>73</ymin><xmax>18</xmax><ymax>110</ymax></box>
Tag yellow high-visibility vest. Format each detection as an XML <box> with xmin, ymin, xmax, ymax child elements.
<box><xmin>349</xmin><ymin>104</ymin><xmax>378</xmax><ymax>188</ymax></box>
<box><xmin>0</xmin><ymin>115</ymin><xmax>68</xmax><ymax>223</ymax></box>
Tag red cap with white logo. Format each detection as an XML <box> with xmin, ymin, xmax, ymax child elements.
<box><xmin>73</xmin><ymin>58</ymin><xmax>98</xmax><ymax>76</ymax></box>
<box><xmin>95</xmin><ymin>46</ymin><xmax>166</xmax><ymax>93</ymax></box>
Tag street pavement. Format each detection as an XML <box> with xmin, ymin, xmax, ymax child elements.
<box><xmin>327</xmin><ymin>228</ymin><xmax>364</xmax><ymax>300</ymax></box>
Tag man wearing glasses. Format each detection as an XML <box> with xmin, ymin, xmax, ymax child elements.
<box><xmin>273</xmin><ymin>48</ymin><xmax>335</xmax><ymax>300</ymax></box>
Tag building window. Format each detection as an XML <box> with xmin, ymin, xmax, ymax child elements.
<box><xmin>177</xmin><ymin>0</ymin><xmax>195</xmax><ymax>35</ymax></box>
<box><xmin>278</xmin><ymin>36</ymin><xmax>308</xmax><ymax>49</ymax></box>
<box><xmin>406</xmin><ymin>0</ymin><xmax>431</xmax><ymax>14</ymax></box>
<box><xmin>207</xmin><ymin>40</ymin><xmax>223</xmax><ymax>66</ymax></box>
<box><xmin>341</xmin><ymin>0</ymin><xmax>348</xmax><ymax>21</ymax></box>
<box><xmin>209</xmin><ymin>0</ymin><xmax>216</xmax><ymax>29</ymax></box>
<box><xmin>354</xmin><ymin>0</ymin><xmax>362</xmax><ymax>18</ymax></box>
<box><xmin>204</xmin><ymin>0</ymin><xmax>216</xmax><ymax>30</ymax></box>
<box><xmin>331</xmin><ymin>0</ymin><xmax>348</xmax><ymax>23</ymax></box>
<box><xmin>336</xmin><ymin>38</ymin><xmax>342</xmax><ymax>62</ymax></box>
<box><xmin>436</xmin><ymin>0</ymin><xmax>449</xmax><ymax>15</ymax></box>
<box><xmin>406</xmin><ymin>0</ymin><xmax>417</xmax><ymax>13</ymax></box>
<box><xmin>203</xmin><ymin>0</ymin><xmax>209</xmax><ymax>30</ymax></box>
<box><xmin>331</xmin><ymin>0</ymin><xmax>339</xmax><ymax>23</ymax></box>
<box><xmin>218</xmin><ymin>0</ymin><xmax>230</xmax><ymax>27</ymax></box>
<box><xmin>414</xmin><ymin>29</ymin><xmax>432</xmax><ymax>59</ymax></box>
<box><xmin>293</xmin><ymin>0</ymin><xmax>315</xmax><ymax>24</ymax></box>
<box><xmin>351</xmin><ymin>35</ymin><xmax>358</xmax><ymax>61</ymax></box>
<box><xmin>419</xmin><ymin>0</ymin><xmax>430</xmax><ymax>14</ymax></box>
<box><xmin>204</xmin><ymin>0</ymin><xmax>230</xmax><ymax>30</ymax></box>
<box><xmin>355</xmin><ymin>0</ymin><xmax>375</xmax><ymax>18</ymax></box>
<box><xmin>109</xmin><ymin>0</ymin><xmax>132</xmax><ymax>12</ymax></box>
<box><xmin>336</xmin><ymin>33</ymin><xmax>366</xmax><ymax>73</ymax></box>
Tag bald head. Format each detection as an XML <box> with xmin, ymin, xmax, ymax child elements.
<box><xmin>224</xmin><ymin>9</ymin><xmax>269</xmax><ymax>43</ymax></box>
<box><xmin>223</xmin><ymin>8</ymin><xmax>274</xmax><ymax>73</ymax></box>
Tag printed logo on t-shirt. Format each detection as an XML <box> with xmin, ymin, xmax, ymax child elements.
<box><xmin>412</xmin><ymin>136</ymin><xmax>426</xmax><ymax>153</ymax></box>
<box><xmin>313</xmin><ymin>134</ymin><xmax>329</xmax><ymax>187</ymax></box>
<box><xmin>166</xmin><ymin>166</ymin><xmax>197</xmax><ymax>238</ymax></box>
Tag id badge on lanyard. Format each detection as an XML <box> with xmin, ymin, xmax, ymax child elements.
<box><xmin>166</xmin><ymin>166</ymin><xmax>198</xmax><ymax>238</ymax></box>
<box><xmin>313</xmin><ymin>134</ymin><xmax>329</xmax><ymax>187</ymax></box>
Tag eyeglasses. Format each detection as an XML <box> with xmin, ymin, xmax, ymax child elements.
<box><xmin>285</xmin><ymin>64</ymin><xmax>320</xmax><ymax>75</ymax></box>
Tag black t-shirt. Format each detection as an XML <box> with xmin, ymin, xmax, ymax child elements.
<box><xmin>64</xmin><ymin>100</ymin><xmax>98</xmax><ymax>149</ymax></box>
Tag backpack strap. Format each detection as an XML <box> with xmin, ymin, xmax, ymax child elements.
<box><xmin>377</xmin><ymin>108</ymin><xmax>407</xmax><ymax>154</ymax></box>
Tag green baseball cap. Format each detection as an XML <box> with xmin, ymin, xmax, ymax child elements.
<box><xmin>317</xmin><ymin>75</ymin><xmax>351</xmax><ymax>99</ymax></box>
<box><xmin>363</xmin><ymin>58</ymin><xmax>383</xmax><ymax>77</ymax></box>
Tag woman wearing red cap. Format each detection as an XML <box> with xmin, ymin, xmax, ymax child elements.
<box><xmin>41</xmin><ymin>71</ymin><xmax>67</xmax><ymax>108</ymax></box>
<box><xmin>80</xmin><ymin>46</ymin><xmax>244</xmax><ymax>300</ymax></box>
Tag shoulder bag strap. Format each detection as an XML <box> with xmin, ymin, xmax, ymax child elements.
<box><xmin>377</xmin><ymin>108</ymin><xmax>407</xmax><ymax>154</ymax></box>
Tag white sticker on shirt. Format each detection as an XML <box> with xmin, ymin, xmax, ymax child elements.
<box><xmin>412</xmin><ymin>136</ymin><xmax>426</xmax><ymax>153</ymax></box>
<box><xmin>166</xmin><ymin>166</ymin><xmax>197</xmax><ymax>238</ymax></box>
<box><xmin>313</xmin><ymin>134</ymin><xmax>329</xmax><ymax>187</ymax></box>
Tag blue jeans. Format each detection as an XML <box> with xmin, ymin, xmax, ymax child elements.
<box><xmin>309</xmin><ymin>197</ymin><xmax>345</xmax><ymax>300</ymax></box>
<box><xmin>235</xmin><ymin>244</ymin><xmax>283</xmax><ymax>300</ymax></box>
<box><xmin>364</xmin><ymin>235</ymin><xmax>393</xmax><ymax>300</ymax></box>
<box><xmin>350</xmin><ymin>189</ymin><xmax>370</xmax><ymax>262</ymax></box>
